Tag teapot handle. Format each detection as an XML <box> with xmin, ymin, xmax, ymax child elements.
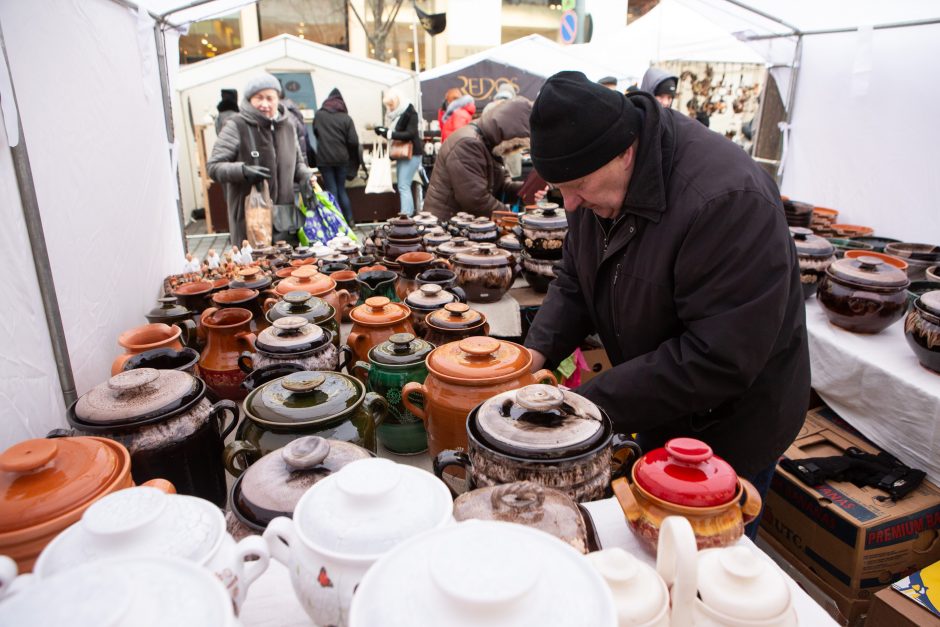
<box><xmin>610</xmin><ymin>434</ymin><xmax>642</xmax><ymax>480</ymax></box>
<box><xmin>611</xmin><ymin>477</ymin><xmax>643</xmax><ymax>523</ymax></box>
<box><xmin>262</xmin><ymin>296</ymin><xmax>278</xmax><ymax>314</ymax></box>
<box><xmin>532</xmin><ymin>369</ymin><xmax>557</xmax><ymax>386</ymax></box>
<box><xmin>235</xmin><ymin>331</ymin><xmax>256</xmax><ymax>353</ymax></box>
<box><xmin>262</xmin><ymin>517</ymin><xmax>296</xmax><ymax>568</ymax></box>
<box><xmin>363</xmin><ymin>392</ymin><xmax>389</xmax><ymax>429</ymax></box>
<box><xmin>238</xmin><ymin>351</ymin><xmax>255</xmax><ymax>374</ymax></box>
<box><xmin>223</xmin><ymin>440</ymin><xmax>261</xmax><ymax>477</ymax></box>
<box><xmin>739</xmin><ymin>478</ymin><xmax>763</xmax><ymax>524</ymax></box>
<box><xmin>452</xmin><ymin>286</ymin><xmax>467</xmax><ymax>303</ymax></box>
<box><xmin>656</xmin><ymin>516</ymin><xmax>698</xmax><ymax>627</ymax></box>
<box><xmin>229</xmin><ymin>535</ymin><xmax>271</xmax><ymax>606</ymax></box>
<box><xmin>350</xmin><ymin>360</ymin><xmax>371</xmax><ymax>381</ymax></box>
<box><xmin>400</xmin><ymin>382</ymin><xmax>427</xmax><ymax>424</ymax></box>
<box><xmin>338</xmin><ymin>345</ymin><xmax>354</xmax><ymax>374</ymax></box>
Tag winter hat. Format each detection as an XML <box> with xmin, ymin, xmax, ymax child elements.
<box><xmin>654</xmin><ymin>78</ymin><xmax>677</xmax><ymax>97</ymax></box>
<box><xmin>598</xmin><ymin>75</ymin><xmax>618</xmax><ymax>87</ymax></box>
<box><xmin>529</xmin><ymin>71</ymin><xmax>642</xmax><ymax>183</ymax></box>
<box><xmin>244</xmin><ymin>73</ymin><xmax>282</xmax><ymax>99</ymax></box>
<box><xmin>493</xmin><ymin>82</ymin><xmax>518</xmax><ymax>101</ymax></box>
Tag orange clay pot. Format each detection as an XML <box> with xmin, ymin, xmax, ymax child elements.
<box><xmin>346</xmin><ymin>297</ymin><xmax>415</xmax><ymax>381</ymax></box>
<box><xmin>111</xmin><ymin>323</ymin><xmax>183</xmax><ymax>375</ymax></box>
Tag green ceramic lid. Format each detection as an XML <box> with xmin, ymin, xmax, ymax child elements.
<box><xmin>370</xmin><ymin>333</ymin><xmax>434</xmax><ymax>366</ymax></box>
<box><xmin>247</xmin><ymin>371</ymin><xmax>364</xmax><ymax>426</ymax></box>
<box><xmin>827</xmin><ymin>256</ymin><xmax>910</xmax><ymax>289</ymax></box>
<box><xmin>266</xmin><ymin>291</ymin><xmax>335</xmax><ymax>324</ymax></box>
<box><xmin>145</xmin><ymin>297</ymin><xmax>190</xmax><ymax>322</ymax></box>
<box><xmin>790</xmin><ymin>227</ymin><xmax>835</xmax><ymax>258</ymax></box>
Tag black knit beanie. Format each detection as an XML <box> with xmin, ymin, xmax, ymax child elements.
<box><xmin>655</xmin><ymin>77</ymin><xmax>677</xmax><ymax>97</ymax></box>
<box><xmin>530</xmin><ymin>71</ymin><xmax>642</xmax><ymax>183</ymax></box>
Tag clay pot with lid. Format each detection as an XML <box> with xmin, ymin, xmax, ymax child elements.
<box><xmin>224</xmin><ymin>371</ymin><xmax>388</xmax><ymax>475</ymax></box>
<box><xmin>228</xmin><ymin>265</ymin><xmax>273</xmax><ymax>292</ymax></box>
<box><xmin>816</xmin><ymin>255</ymin><xmax>910</xmax><ymax>333</ymax></box>
<box><xmin>347</xmin><ymin>297</ymin><xmax>415</xmax><ymax>379</ymax></box>
<box><xmin>263</xmin><ymin>458</ymin><xmax>453</xmax><ymax>627</ymax></box>
<box><xmin>275</xmin><ymin>266</ymin><xmax>349</xmax><ymax>327</ymax></box>
<box><xmin>436</xmin><ymin>236</ymin><xmax>474</xmax><ymax>259</ymax></box>
<box><xmin>382</xmin><ymin>214</ymin><xmax>426</xmax><ymax>260</ymax></box>
<box><xmin>404</xmin><ymin>284</ymin><xmax>462</xmax><ymax>337</ymax></box>
<box><xmin>0</xmin><ymin>436</ymin><xmax>171</xmax><ymax>572</ymax></box>
<box><xmin>265</xmin><ymin>290</ymin><xmax>341</xmax><ymax>349</ymax></box>
<box><xmin>424</xmin><ymin>302</ymin><xmax>489</xmax><ymax>346</ymax></box>
<box><xmin>466</xmin><ymin>217</ymin><xmax>499</xmax><ymax>244</ymax></box>
<box><xmin>172</xmin><ymin>280</ymin><xmax>214</xmax><ymax>315</ymax></box>
<box><xmin>423</xmin><ymin>229</ymin><xmax>452</xmax><ymax>253</ymax></box>
<box><xmin>199</xmin><ymin>306</ymin><xmax>256</xmax><ymax>400</ymax></box>
<box><xmin>520</xmin><ymin>249</ymin><xmax>558</xmax><ymax>293</ymax></box>
<box><xmin>383</xmin><ymin>213</ymin><xmax>424</xmax><ymax>239</ymax></box>
<box><xmin>144</xmin><ymin>295</ymin><xmax>192</xmax><ymax>327</ymax></box>
<box><xmin>402</xmin><ymin>337</ymin><xmax>556</xmax><ymax>473</ymax></box>
<box><xmin>612</xmin><ymin>438</ymin><xmax>762</xmax><ymax>552</ymax></box>
<box><xmin>905</xmin><ymin>290</ymin><xmax>940</xmax><ymax>373</ymax></box>
<box><xmin>351</xmin><ymin>333</ymin><xmax>433</xmax><ymax>455</ymax></box>
<box><xmin>520</xmin><ymin>204</ymin><xmax>568</xmax><ymax>259</ymax></box>
<box><xmin>414</xmin><ymin>211</ymin><xmax>438</xmax><ymax>227</ymax></box>
<box><xmin>790</xmin><ymin>226</ymin><xmax>836</xmax><ymax>299</ymax></box>
<box><xmin>885</xmin><ymin>242</ymin><xmax>940</xmax><ymax>280</ymax></box>
<box><xmin>239</xmin><ymin>316</ymin><xmax>347</xmax><ymax>374</ymax></box>
<box><xmin>111</xmin><ymin>322</ymin><xmax>185</xmax><ymax>375</ymax></box>
<box><xmin>434</xmin><ymin>384</ymin><xmax>639</xmax><ymax>503</ymax></box>
<box><xmin>63</xmin><ymin>367</ymin><xmax>237</xmax><ymax>507</ymax></box>
<box><xmin>453</xmin><ymin>243</ymin><xmax>516</xmax><ymax>303</ymax></box>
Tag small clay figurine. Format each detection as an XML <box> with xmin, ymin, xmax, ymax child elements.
<box><xmin>206</xmin><ymin>248</ymin><xmax>220</xmax><ymax>270</ymax></box>
<box><xmin>183</xmin><ymin>252</ymin><xmax>201</xmax><ymax>274</ymax></box>
<box><xmin>240</xmin><ymin>239</ymin><xmax>254</xmax><ymax>258</ymax></box>
<box><xmin>231</xmin><ymin>245</ymin><xmax>245</xmax><ymax>266</ymax></box>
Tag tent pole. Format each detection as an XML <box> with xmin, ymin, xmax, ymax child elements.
<box><xmin>777</xmin><ymin>34</ymin><xmax>803</xmax><ymax>183</ymax></box>
<box><xmin>718</xmin><ymin>0</ymin><xmax>800</xmax><ymax>34</ymax></box>
<box><xmin>744</xmin><ymin>16</ymin><xmax>940</xmax><ymax>42</ymax></box>
<box><xmin>154</xmin><ymin>24</ymin><xmax>189</xmax><ymax>253</ymax></box>
<box><xmin>0</xmin><ymin>26</ymin><xmax>78</xmax><ymax>408</ymax></box>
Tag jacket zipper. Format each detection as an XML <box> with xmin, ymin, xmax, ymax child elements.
<box><xmin>270</xmin><ymin>121</ymin><xmax>278</xmax><ymax>198</ymax></box>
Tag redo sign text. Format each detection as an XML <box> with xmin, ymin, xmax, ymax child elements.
<box><xmin>457</xmin><ymin>76</ymin><xmax>520</xmax><ymax>101</ymax></box>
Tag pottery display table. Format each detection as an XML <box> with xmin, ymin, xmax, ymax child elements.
<box><xmin>805</xmin><ymin>298</ymin><xmax>940</xmax><ymax>484</ymax></box>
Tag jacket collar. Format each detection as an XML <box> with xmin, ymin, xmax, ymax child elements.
<box><xmin>239</xmin><ymin>99</ymin><xmax>285</xmax><ymax>127</ymax></box>
<box><xmin>619</xmin><ymin>92</ymin><xmax>676</xmax><ymax>224</ymax></box>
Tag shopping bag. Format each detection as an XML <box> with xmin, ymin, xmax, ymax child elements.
<box><xmin>365</xmin><ymin>143</ymin><xmax>394</xmax><ymax>194</ymax></box>
<box><xmin>298</xmin><ymin>188</ymin><xmax>357</xmax><ymax>246</ymax></box>
<box><xmin>244</xmin><ymin>181</ymin><xmax>272</xmax><ymax>248</ymax></box>
<box><xmin>389</xmin><ymin>139</ymin><xmax>413</xmax><ymax>160</ymax></box>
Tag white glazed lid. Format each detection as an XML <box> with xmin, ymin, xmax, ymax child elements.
<box><xmin>0</xmin><ymin>555</ymin><xmax>235</xmax><ymax>626</ymax></box>
<box><xmin>697</xmin><ymin>546</ymin><xmax>792</xmax><ymax>621</ymax></box>
<box><xmin>586</xmin><ymin>548</ymin><xmax>668</xmax><ymax>626</ymax></box>
<box><xmin>349</xmin><ymin>519</ymin><xmax>616</xmax><ymax>627</ymax></box>
<box><xmin>33</xmin><ymin>487</ymin><xmax>224</xmax><ymax>577</ymax></box>
<box><xmin>293</xmin><ymin>458</ymin><xmax>453</xmax><ymax>558</ymax></box>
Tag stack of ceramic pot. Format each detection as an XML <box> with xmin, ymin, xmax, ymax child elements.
<box><xmin>404</xmin><ymin>284</ymin><xmax>462</xmax><ymax>338</ymax></box>
<box><xmin>885</xmin><ymin>242</ymin><xmax>940</xmax><ymax>280</ymax></box>
<box><xmin>347</xmin><ymin>297</ymin><xmax>415</xmax><ymax>375</ymax></box>
<box><xmin>519</xmin><ymin>204</ymin><xmax>567</xmax><ymax>293</ymax></box>
<box><xmin>382</xmin><ymin>214</ymin><xmax>425</xmax><ymax>260</ymax></box>
<box><xmin>782</xmin><ymin>199</ymin><xmax>813</xmax><ymax>228</ymax></box>
<box><xmin>790</xmin><ymin>226</ymin><xmax>836</xmax><ymax>299</ymax></box>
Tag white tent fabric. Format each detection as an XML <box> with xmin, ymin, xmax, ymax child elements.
<box><xmin>174</xmin><ymin>34</ymin><xmax>418</xmax><ymax>218</ymax></box>
<box><xmin>0</xmin><ymin>0</ymin><xmax>184</xmax><ymax>447</ymax></box>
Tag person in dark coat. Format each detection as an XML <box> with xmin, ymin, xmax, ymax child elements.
<box><xmin>423</xmin><ymin>96</ymin><xmax>531</xmax><ymax>221</ymax></box>
<box><xmin>313</xmin><ymin>88</ymin><xmax>360</xmax><ymax>225</ymax></box>
<box><xmin>374</xmin><ymin>90</ymin><xmax>424</xmax><ymax>216</ymax></box>
<box><xmin>640</xmin><ymin>67</ymin><xmax>678</xmax><ymax>109</ymax></box>
<box><xmin>215</xmin><ymin>89</ymin><xmax>239</xmax><ymax>135</ymax></box>
<box><xmin>524</xmin><ymin>71</ymin><xmax>809</xmax><ymax>538</ymax></box>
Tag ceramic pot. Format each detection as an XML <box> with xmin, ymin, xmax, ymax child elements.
<box><xmin>265</xmin><ymin>291</ymin><xmax>341</xmax><ymax>349</ymax></box>
<box><xmin>884</xmin><ymin>242</ymin><xmax>940</xmax><ymax>281</ymax></box>
<box><xmin>395</xmin><ymin>251</ymin><xmax>451</xmax><ymax>300</ymax></box>
<box><xmin>144</xmin><ymin>296</ymin><xmax>192</xmax><ymax>327</ymax></box>
<box><xmin>263</xmin><ymin>458</ymin><xmax>453</xmax><ymax>627</ymax></box>
<box><xmin>348</xmin><ymin>520</ymin><xmax>616</xmax><ymax>627</ymax></box>
<box><xmin>275</xmin><ymin>265</ymin><xmax>298</xmax><ymax>279</ymax></box>
<box><xmin>454</xmin><ymin>481</ymin><xmax>591</xmax><ymax>553</ymax></box>
<box><xmin>351</xmin><ymin>333</ymin><xmax>433</xmax><ymax>454</ymax></box>
<box><xmin>402</xmin><ymin>337</ymin><xmax>556</xmax><ymax>476</ymax></box>
<box><xmin>382</xmin><ymin>213</ymin><xmax>423</xmax><ymax>239</ymax></box>
<box><xmin>927</xmin><ymin>265</ymin><xmax>940</xmax><ymax>283</ymax></box>
<box><xmin>349</xmin><ymin>255</ymin><xmax>376</xmax><ymax>272</ymax></box>
<box><xmin>355</xmin><ymin>269</ymin><xmax>399</xmax><ymax>304</ymax></box>
<box><xmin>212</xmin><ymin>286</ymin><xmax>269</xmax><ymax>334</ymax></box>
<box><xmin>240</xmin><ymin>362</ymin><xmax>305</xmax><ymax>395</ymax></box>
<box><xmin>588</xmin><ymin>546</ymin><xmax>671</xmax><ymax>627</ymax></box>
<box><xmin>843</xmin><ymin>249</ymin><xmax>909</xmax><ymax>271</ymax></box>
<box><xmin>434</xmin><ymin>384</ymin><xmax>639</xmax><ymax>503</ymax></box>
<box><xmin>199</xmin><ymin>306</ymin><xmax>256</xmax><ymax>400</ymax></box>
<box><xmin>320</xmin><ymin>262</ymin><xmax>351</xmax><ymax>275</ymax></box>
<box><xmin>452</xmin><ymin>243</ymin><xmax>515</xmax><ymax>303</ymax></box>
<box><xmin>122</xmin><ymin>347</ymin><xmax>200</xmax><ymax>375</ymax></box>
<box><xmin>346</xmin><ymin>297</ymin><xmax>415</xmax><ymax>380</ymax></box>
<box><xmin>520</xmin><ymin>205</ymin><xmax>568</xmax><ymax>260</ymax></box>
<box><xmin>0</xmin><ymin>436</ymin><xmax>170</xmax><ymax>572</ymax></box>
<box><xmin>848</xmin><ymin>236</ymin><xmax>902</xmax><ymax>253</ymax></box>
<box><xmin>423</xmin><ymin>231</ymin><xmax>452</xmax><ymax>253</ymax></box>
<box><xmin>111</xmin><ymin>323</ymin><xmax>185</xmax><ymax>375</ymax></box>
<box><xmin>65</xmin><ymin>368</ymin><xmax>238</xmax><ymax>508</ymax></box>
<box><xmin>423</xmin><ymin>302</ymin><xmax>489</xmax><ymax>346</ymax></box>
<box><xmin>404</xmin><ymin>284</ymin><xmax>460</xmax><ymax>337</ymax></box>
<box><xmin>223</xmin><ymin>371</ymin><xmax>388</xmax><ymax>474</ymax></box>
<box><xmin>228</xmin><ymin>266</ymin><xmax>273</xmax><ymax>292</ymax></box>
<box><xmin>520</xmin><ymin>250</ymin><xmax>558</xmax><ymax>293</ymax></box>
<box><xmin>466</xmin><ymin>217</ymin><xmax>500</xmax><ymax>244</ymax></box>
<box><xmin>275</xmin><ymin>267</ymin><xmax>349</xmax><ymax>327</ymax></box>
<box><xmin>227</xmin><ymin>436</ymin><xmax>372</xmax><ymax>536</ymax></box>
<box><xmin>612</xmin><ymin>438</ymin><xmax>762</xmax><ymax>552</ymax></box>
<box><xmin>0</xmin><ymin>555</ymin><xmax>239</xmax><ymax>626</ymax></box>
<box><xmin>330</xmin><ymin>270</ymin><xmax>359</xmax><ymax>320</ymax></box>
<box><xmin>904</xmin><ymin>290</ymin><xmax>940</xmax><ymax>373</ymax></box>
<box><xmin>416</xmin><ymin>267</ymin><xmax>459</xmax><ymax>292</ymax></box>
<box><xmin>32</xmin><ymin>486</ymin><xmax>270</xmax><ymax>612</ymax></box>
<box><xmin>497</xmin><ymin>233</ymin><xmax>522</xmax><ymax>264</ymax></box>
<box><xmin>816</xmin><ymin>256</ymin><xmax>910</xmax><ymax>334</ymax></box>
<box><xmin>827</xmin><ymin>237</ymin><xmax>873</xmax><ymax>258</ymax></box>
<box><xmin>239</xmin><ymin>317</ymin><xmax>347</xmax><ymax>374</ymax></box>
<box><xmin>172</xmin><ymin>280</ymin><xmax>214</xmax><ymax>315</ymax></box>
<box><xmin>384</xmin><ymin>235</ymin><xmax>424</xmax><ymax>261</ymax></box>
<box><xmin>413</xmin><ymin>211</ymin><xmax>438</xmax><ymax>228</ymax></box>
<box><xmin>291</xmin><ymin>246</ymin><xmax>316</xmax><ymax>260</ymax></box>
<box><xmin>436</xmin><ymin>236</ymin><xmax>474</xmax><ymax>260</ymax></box>
<box><xmin>790</xmin><ymin>226</ymin><xmax>836</xmax><ymax>299</ymax></box>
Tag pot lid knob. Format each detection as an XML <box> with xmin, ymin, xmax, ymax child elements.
<box><xmin>537</xmin><ymin>201</ymin><xmax>559</xmax><ymax>209</ymax></box>
<box><xmin>475</xmin><ymin>243</ymin><xmax>496</xmax><ymax>254</ymax></box>
<box><xmin>444</xmin><ymin>302</ymin><xmax>469</xmax><ymax>317</ymax></box>
<box><xmin>789</xmin><ymin>226</ymin><xmax>812</xmax><ymax>240</ymax></box>
<box><xmin>515</xmin><ymin>384</ymin><xmax>565</xmax><ymax>412</ymax></box>
<box><xmin>157</xmin><ymin>296</ymin><xmax>179</xmax><ymax>307</ymax></box>
<box><xmin>366</xmin><ymin>296</ymin><xmax>390</xmax><ymax>311</ymax></box>
<box><xmin>390</xmin><ymin>333</ymin><xmax>416</xmax><ymax>354</ymax></box>
<box><xmin>238</xmin><ymin>266</ymin><xmax>260</xmax><ymax>278</ymax></box>
<box><xmin>459</xmin><ymin>336</ymin><xmax>500</xmax><ymax>357</ymax></box>
<box><xmin>281</xmin><ymin>436</ymin><xmax>331</xmax><ymax>470</ymax></box>
<box><xmin>720</xmin><ymin>546</ymin><xmax>764</xmax><ymax>579</ymax></box>
<box><xmin>292</xmin><ymin>266</ymin><xmax>318</xmax><ymax>280</ymax></box>
<box><xmin>273</xmin><ymin>316</ymin><xmax>308</xmax><ymax>332</ymax></box>
<box><xmin>856</xmin><ymin>255</ymin><xmax>883</xmax><ymax>271</ymax></box>
<box><xmin>419</xmin><ymin>284</ymin><xmax>442</xmax><ymax>297</ymax></box>
<box><xmin>0</xmin><ymin>439</ymin><xmax>57</xmax><ymax>473</ymax></box>
<box><xmin>665</xmin><ymin>438</ymin><xmax>713</xmax><ymax>463</ymax></box>
<box><xmin>283</xmin><ymin>290</ymin><xmax>310</xmax><ymax>305</ymax></box>
<box><xmin>490</xmin><ymin>481</ymin><xmax>545</xmax><ymax>513</ymax></box>
<box><xmin>107</xmin><ymin>368</ymin><xmax>160</xmax><ymax>394</ymax></box>
<box><xmin>281</xmin><ymin>372</ymin><xmax>326</xmax><ymax>394</ymax></box>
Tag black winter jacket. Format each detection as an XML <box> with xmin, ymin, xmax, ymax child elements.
<box><xmin>387</xmin><ymin>104</ymin><xmax>424</xmax><ymax>157</ymax></box>
<box><xmin>313</xmin><ymin>89</ymin><xmax>360</xmax><ymax>168</ymax></box>
<box><xmin>524</xmin><ymin>93</ymin><xmax>810</xmax><ymax>477</ymax></box>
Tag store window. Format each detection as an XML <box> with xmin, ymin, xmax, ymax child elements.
<box><xmin>179</xmin><ymin>11</ymin><xmax>242</xmax><ymax>64</ymax></box>
<box><xmin>501</xmin><ymin>0</ymin><xmax>560</xmax><ymax>43</ymax></box>
<box><xmin>259</xmin><ymin>0</ymin><xmax>349</xmax><ymax>50</ymax></box>
<box><xmin>371</xmin><ymin>22</ymin><xmax>426</xmax><ymax>71</ymax></box>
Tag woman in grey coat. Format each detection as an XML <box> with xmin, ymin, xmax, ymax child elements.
<box><xmin>207</xmin><ymin>73</ymin><xmax>314</xmax><ymax>246</ymax></box>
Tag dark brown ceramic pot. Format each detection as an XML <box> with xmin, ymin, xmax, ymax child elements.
<box><xmin>520</xmin><ymin>250</ymin><xmax>558</xmax><ymax>293</ymax></box>
<box><xmin>520</xmin><ymin>205</ymin><xmax>567</xmax><ymax>260</ymax></box>
<box><xmin>329</xmin><ymin>269</ymin><xmax>360</xmax><ymax>320</ymax></box>
<box><xmin>423</xmin><ymin>302</ymin><xmax>488</xmax><ymax>346</ymax></box>
<box><xmin>395</xmin><ymin>251</ymin><xmax>451</xmax><ymax>301</ymax></box>
<box><xmin>452</xmin><ymin>243</ymin><xmax>515</xmax><ymax>303</ymax></box>
<box><xmin>790</xmin><ymin>227</ymin><xmax>836</xmax><ymax>299</ymax></box>
<box><xmin>433</xmin><ymin>384</ymin><xmax>639</xmax><ymax>503</ymax></box>
<box><xmin>466</xmin><ymin>218</ymin><xmax>499</xmax><ymax>245</ymax></box>
<box><xmin>404</xmin><ymin>284</ymin><xmax>461</xmax><ymax>338</ymax></box>
<box><xmin>172</xmin><ymin>281</ymin><xmax>214</xmax><ymax>316</ymax></box>
<box><xmin>123</xmin><ymin>347</ymin><xmax>200</xmax><ymax>375</ymax></box>
<box><xmin>436</xmin><ymin>237</ymin><xmax>474</xmax><ymax>260</ymax></box>
<box><xmin>144</xmin><ymin>296</ymin><xmax>192</xmax><ymax>327</ymax></box>
<box><xmin>904</xmin><ymin>290</ymin><xmax>940</xmax><ymax>373</ymax></box>
<box><xmin>228</xmin><ymin>266</ymin><xmax>273</xmax><ymax>292</ymax></box>
<box><xmin>816</xmin><ymin>256</ymin><xmax>910</xmax><ymax>334</ymax></box>
<box><xmin>239</xmin><ymin>317</ymin><xmax>347</xmax><ymax>374</ymax></box>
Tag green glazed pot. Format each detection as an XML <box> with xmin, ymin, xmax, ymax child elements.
<box><xmin>351</xmin><ymin>333</ymin><xmax>433</xmax><ymax>455</ymax></box>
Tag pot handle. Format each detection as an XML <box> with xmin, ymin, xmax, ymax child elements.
<box><xmin>363</xmin><ymin>391</ymin><xmax>389</xmax><ymax>428</ymax></box>
<box><xmin>223</xmin><ymin>440</ymin><xmax>261</xmax><ymax>477</ymax></box>
<box><xmin>262</xmin><ymin>296</ymin><xmax>278</xmax><ymax>314</ymax></box>
<box><xmin>111</xmin><ymin>353</ymin><xmax>132</xmax><ymax>377</ymax></box>
<box><xmin>429</xmin><ymin>257</ymin><xmax>452</xmax><ymax>271</ymax></box>
<box><xmin>433</xmin><ymin>449</ymin><xmax>472</xmax><ymax>497</ymax></box>
<box><xmin>338</xmin><ymin>345</ymin><xmax>354</xmax><ymax>374</ymax></box>
<box><xmin>210</xmin><ymin>399</ymin><xmax>239</xmax><ymax>440</ymax></box>
<box><xmin>400</xmin><ymin>382</ymin><xmax>427</xmax><ymax>424</ymax></box>
<box><xmin>350</xmin><ymin>360</ymin><xmax>371</xmax><ymax>381</ymax></box>
<box><xmin>230</xmin><ymin>535</ymin><xmax>271</xmax><ymax>602</ymax></box>
<box><xmin>262</xmin><ymin>516</ymin><xmax>296</xmax><ymax>567</ymax></box>
<box><xmin>532</xmin><ymin>369</ymin><xmax>558</xmax><ymax>386</ymax></box>
<box><xmin>611</xmin><ymin>477</ymin><xmax>643</xmax><ymax>523</ymax></box>
<box><xmin>451</xmin><ymin>286</ymin><xmax>467</xmax><ymax>303</ymax></box>
<box><xmin>46</xmin><ymin>428</ymin><xmax>76</xmax><ymax>438</ymax></box>
<box><xmin>173</xmin><ymin>319</ymin><xmax>198</xmax><ymax>350</ymax></box>
<box><xmin>610</xmin><ymin>434</ymin><xmax>642</xmax><ymax>480</ymax></box>
<box><xmin>238</xmin><ymin>351</ymin><xmax>255</xmax><ymax>374</ymax></box>
<box><xmin>140</xmin><ymin>478</ymin><xmax>176</xmax><ymax>494</ymax></box>
<box><xmin>656</xmin><ymin>516</ymin><xmax>698</xmax><ymax>627</ymax></box>
<box><xmin>739</xmin><ymin>478</ymin><xmax>763</xmax><ymax>525</ymax></box>
<box><xmin>235</xmin><ymin>330</ymin><xmax>256</xmax><ymax>353</ymax></box>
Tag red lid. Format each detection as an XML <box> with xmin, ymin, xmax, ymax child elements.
<box><xmin>633</xmin><ymin>438</ymin><xmax>738</xmax><ymax>507</ymax></box>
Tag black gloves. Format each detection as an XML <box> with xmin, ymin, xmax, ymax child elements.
<box><xmin>242</xmin><ymin>164</ymin><xmax>271</xmax><ymax>183</ymax></box>
<box><xmin>780</xmin><ymin>446</ymin><xmax>926</xmax><ymax>501</ymax></box>
<box><xmin>374</xmin><ymin>126</ymin><xmax>388</xmax><ymax>137</ymax></box>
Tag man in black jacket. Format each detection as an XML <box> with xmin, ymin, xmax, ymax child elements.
<box><xmin>524</xmin><ymin>72</ymin><xmax>809</xmax><ymax>536</ymax></box>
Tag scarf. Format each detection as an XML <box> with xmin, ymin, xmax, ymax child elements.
<box><xmin>385</xmin><ymin>100</ymin><xmax>409</xmax><ymax>129</ymax></box>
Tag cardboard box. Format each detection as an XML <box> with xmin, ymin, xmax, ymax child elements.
<box><xmin>579</xmin><ymin>347</ymin><xmax>611</xmax><ymax>384</ymax></box>
<box><xmin>761</xmin><ymin>406</ymin><xmax>940</xmax><ymax>599</ymax></box>
<box><xmin>867</xmin><ymin>585</ymin><xmax>940</xmax><ymax>627</ymax></box>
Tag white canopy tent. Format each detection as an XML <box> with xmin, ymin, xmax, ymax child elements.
<box><xmin>174</xmin><ymin>34</ymin><xmax>417</xmax><ymax>219</ymax></box>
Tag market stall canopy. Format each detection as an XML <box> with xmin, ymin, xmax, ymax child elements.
<box><xmin>137</xmin><ymin>0</ymin><xmax>259</xmax><ymax>27</ymax></box>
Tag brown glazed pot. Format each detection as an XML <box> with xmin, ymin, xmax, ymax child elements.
<box><xmin>404</xmin><ymin>284</ymin><xmax>461</xmax><ymax>338</ymax></box>
<box><xmin>0</xmin><ymin>436</ymin><xmax>172</xmax><ymax>572</ymax></box>
<box><xmin>790</xmin><ymin>227</ymin><xmax>836</xmax><ymax>299</ymax></box>
<box><xmin>346</xmin><ymin>297</ymin><xmax>415</xmax><ymax>381</ymax></box>
<box><xmin>401</xmin><ymin>337</ymin><xmax>556</xmax><ymax>477</ymax></box>
<box><xmin>238</xmin><ymin>317</ymin><xmax>347</xmax><ymax>374</ymax></box>
<box><xmin>424</xmin><ymin>302</ymin><xmax>489</xmax><ymax>346</ymax></box>
<box><xmin>274</xmin><ymin>267</ymin><xmax>349</xmax><ymax>327</ymax></box>
<box><xmin>395</xmin><ymin>251</ymin><xmax>451</xmax><ymax>301</ymax></box>
<box><xmin>199</xmin><ymin>307</ymin><xmax>256</xmax><ymax>400</ymax></box>
<box><xmin>111</xmin><ymin>323</ymin><xmax>184</xmax><ymax>375</ymax></box>
<box><xmin>816</xmin><ymin>256</ymin><xmax>910</xmax><ymax>333</ymax></box>
<box><xmin>452</xmin><ymin>243</ymin><xmax>515</xmax><ymax>303</ymax></box>
<box><xmin>212</xmin><ymin>287</ymin><xmax>270</xmax><ymax>334</ymax></box>
<box><xmin>904</xmin><ymin>290</ymin><xmax>940</xmax><ymax>373</ymax></box>
<box><xmin>172</xmin><ymin>280</ymin><xmax>214</xmax><ymax>314</ymax></box>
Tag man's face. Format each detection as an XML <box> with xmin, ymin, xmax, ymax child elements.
<box><xmin>250</xmin><ymin>89</ymin><xmax>280</xmax><ymax>118</ymax></box>
<box><xmin>656</xmin><ymin>93</ymin><xmax>674</xmax><ymax>109</ymax></box>
<box><xmin>551</xmin><ymin>145</ymin><xmax>637</xmax><ymax>220</ymax></box>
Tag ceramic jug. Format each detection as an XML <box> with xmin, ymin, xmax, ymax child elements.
<box><xmin>199</xmin><ymin>307</ymin><xmax>256</xmax><ymax>400</ymax></box>
<box><xmin>356</xmin><ymin>269</ymin><xmax>399</xmax><ymax>304</ymax></box>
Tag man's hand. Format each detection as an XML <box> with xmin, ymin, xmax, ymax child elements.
<box><xmin>528</xmin><ymin>347</ymin><xmax>547</xmax><ymax>372</ymax></box>
<box><xmin>242</xmin><ymin>164</ymin><xmax>271</xmax><ymax>183</ymax></box>
<box><xmin>533</xmin><ymin>185</ymin><xmax>550</xmax><ymax>203</ymax></box>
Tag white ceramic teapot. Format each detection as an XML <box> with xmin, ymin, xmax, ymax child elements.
<box><xmin>262</xmin><ymin>457</ymin><xmax>453</xmax><ymax>627</ymax></box>
<box><xmin>31</xmin><ymin>486</ymin><xmax>269</xmax><ymax>613</ymax></box>
<box><xmin>587</xmin><ymin>548</ymin><xmax>670</xmax><ymax>627</ymax></box>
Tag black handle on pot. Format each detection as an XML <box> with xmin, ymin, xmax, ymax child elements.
<box><xmin>451</xmin><ymin>286</ymin><xmax>467</xmax><ymax>303</ymax></box>
<box><xmin>174</xmin><ymin>319</ymin><xmax>198</xmax><ymax>350</ymax></box>
<box><xmin>238</xmin><ymin>351</ymin><xmax>255</xmax><ymax>374</ymax></box>
<box><xmin>223</xmin><ymin>439</ymin><xmax>261</xmax><ymax>477</ymax></box>
<box><xmin>46</xmin><ymin>428</ymin><xmax>77</xmax><ymax>438</ymax></box>
<box><xmin>433</xmin><ymin>449</ymin><xmax>472</xmax><ymax>497</ymax></box>
<box><xmin>363</xmin><ymin>392</ymin><xmax>389</xmax><ymax>428</ymax></box>
<box><xmin>610</xmin><ymin>434</ymin><xmax>642</xmax><ymax>480</ymax></box>
<box><xmin>338</xmin><ymin>345</ymin><xmax>354</xmax><ymax>374</ymax></box>
<box><xmin>210</xmin><ymin>399</ymin><xmax>240</xmax><ymax>440</ymax></box>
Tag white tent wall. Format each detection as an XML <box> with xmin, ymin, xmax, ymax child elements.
<box><xmin>0</xmin><ymin>0</ymin><xmax>183</xmax><ymax>448</ymax></box>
